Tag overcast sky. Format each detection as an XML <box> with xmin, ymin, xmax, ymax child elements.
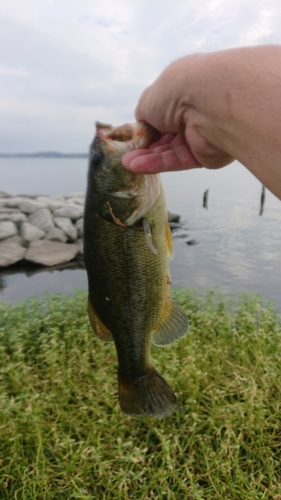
<box><xmin>1</xmin><ymin>0</ymin><xmax>281</xmax><ymax>153</ymax></box>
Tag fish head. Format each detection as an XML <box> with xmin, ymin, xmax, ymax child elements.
<box><xmin>86</xmin><ymin>122</ymin><xmax>161</xmax><ymax>226</ymax></box>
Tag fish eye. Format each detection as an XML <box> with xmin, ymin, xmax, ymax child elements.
<box><xmin>90</xmin><ymin>151</ymin><xmax>104</xmax><ymax>168</ymax></box>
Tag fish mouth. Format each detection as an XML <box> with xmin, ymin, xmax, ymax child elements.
<box><xmin>94</xmin><ymin>121</ymin><xmax>159</xmax><ymax>155</ymax></box>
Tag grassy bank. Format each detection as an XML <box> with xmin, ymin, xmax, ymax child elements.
<box><xmin>0</xmin><ymin>289</ymin><xmax>281</xmax><ymax>499</ymax></box>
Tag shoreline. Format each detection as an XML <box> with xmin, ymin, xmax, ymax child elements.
<box><xmin>0</xmin><ymin>190</ymin><xmax>85</xmax><ymax>268</ymax></box>
<box><xmin>0</xmin><ymin>190</ymin><xmax>181</xmax><ymax>269</ymax></box>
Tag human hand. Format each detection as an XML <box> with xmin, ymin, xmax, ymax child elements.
<box><xmin>122</xmin><ymin>129</ymin><xmax>233</xmax><ymax>174</ymax></box>
<box><xmin>122</xmin><ymin>132</ymin><xmax>202</xmax><ymax>174</ymax></box>
<box><xmin>122</xmin><ymin>55</ymin><xmax>234</xmax><ymax>173</ymax></box>
<box><xmin>122</xmin><ymin>46</ymin><xmax>281</xmax><ymax>200</ymax></box>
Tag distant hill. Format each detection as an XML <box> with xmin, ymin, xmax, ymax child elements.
<box><xmin>0</xmin><ymin>152</ymin><xmax>88</xmax><ymax>158</ymax></box>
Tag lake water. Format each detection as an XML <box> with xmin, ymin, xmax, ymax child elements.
<box><xmin>1</xmin><ymin>157</ymin><xmax>281</xmax><ymax>309</ymax></box>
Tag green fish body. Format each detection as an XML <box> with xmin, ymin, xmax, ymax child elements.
<box><xmin>84</xmin><ymin>122</ymin><xmax>188</xmax><ymax>418</ymax></box>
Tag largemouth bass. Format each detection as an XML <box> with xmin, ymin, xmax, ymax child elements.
<box><xmin>84</xmin><ymin>121</ymin><xmax>188</xmax><ymax>418</ymax></box>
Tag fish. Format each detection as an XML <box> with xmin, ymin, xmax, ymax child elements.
<box><xmin>83</xmin><ymin>121</ymin><xmax>189</xmax><ymax>418</ymax></box>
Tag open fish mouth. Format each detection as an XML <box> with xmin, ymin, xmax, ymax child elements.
<box><xmin>91</xmin><ymin>121</ymin><xmax>163</xmax><ymax>230</ymax></box>
<box><xmin>93</xmin><ymin>121</ymin><xmax>161</xmax><ymax>229</ymax></box>
<box><xmin>94</xmin><ymin>121</ymin><xmax>159</xmax><ymax>156</ymax></box>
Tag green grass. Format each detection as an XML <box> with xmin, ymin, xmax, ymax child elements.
<box><xmin>0</xmin><ymin>289</ymin><xmax>281</xmax><ymax>499</ymax></box>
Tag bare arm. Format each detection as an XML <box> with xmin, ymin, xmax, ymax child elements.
<box><xmin>123</xmin><ymin>45</ymin><xmax>281</xmax><ymax>200</ymax></box>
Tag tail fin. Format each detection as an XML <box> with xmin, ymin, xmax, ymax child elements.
<box><xmin>118</xmin><ymin>367</ymin><xmax>177</xmax><ymax>419</ymax></box>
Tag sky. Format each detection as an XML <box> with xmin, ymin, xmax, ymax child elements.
<box><xmin>1</xmin><ymin>0</ymin><xmax>281</xmax><ymax>153</ymax></box>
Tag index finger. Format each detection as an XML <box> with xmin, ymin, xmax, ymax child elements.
<box><xmin>123</xmin><ymin>145</ymin><xmax>202</xmax><ymax>174</ymax></box>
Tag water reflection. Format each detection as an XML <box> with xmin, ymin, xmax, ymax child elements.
<box><xmin>0</xmin><ymin>262</ymin><xmax>87</xmax><ymax>303</ymax></box>
<box><xmin>1</xmin><ymin>159</ymin><xmax>281</xmax><ymax>308</ymax></box>
<box><xmin>0</xmin><ymin>275</ymin><xmax>6</xmax><ymax>292</ymax></box>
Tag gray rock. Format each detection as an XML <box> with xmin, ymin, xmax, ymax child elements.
<box><xmin>0</xmin><ymin>199</ymin><xmax>8</xmax><ymax>207</ymax></box>
<box><xmin>19</xmin><ymin>199</ymin><xmax>47</xmax><ymax>214</ymax></box>
<box><xmin>0</xmin><ymin>191</ymin><xmax>12</xmax><ymax>198</ymax></box>
<box><xmin>18</xmin><ymin>193</ymin><xmax>46</xmax><ymax>199</ymax></box>
<box><xmin>20</xmin><ymin>222</ymin><xmax>46</xmax><ymax>244</ymax></box>
<box><xmin>0</xmin><ymin>207</ymin><xmax>21</xmax><ymax>213</ymax></box>
<box><xmin>0</xmin><ymin>221</ymin><xmax>18</xmax><ymax>240</ymax></box>
<box><xmin>0</xmin><ymin>239</ymin><xmax>26</xmax><ymax>266</ymax></box>
<box><xmin>7</xmin><ymin>235</ymin><xmax>24</xmax><ymax>245</ymax></box>
<box><xmin>9</xmin><ymin>212</ymin><xmax>28</xmax><ymax>226</ymax></box>
<box><xmin>67</xmin><ymin>191</ymin><xmax>85</xmax><ymax>198</ymax></box>
<box><xmin>47</xmin><ymin>200</ymin><xmax>65</xmax><ymax>212</ymax></box>
<box><xmin>186</xmin><ymin>239</ymin><xmax>199</xmax><ymax>246</ymax></box>
<box><xmin>6</xmin><ymin>197</ymin><xmax>24</xmax><ymax>208</ymax></box>
<box><xmin>25</xmin><ymin>240</ymin><xmax>78</xmax><ymax>266</ymax></box>
<box><xmin>36</xmin><ymin>196</ymin><xmax>65</xmax><ymax>211</ymax></box>
<box><xmin>28</xmin><ymin>208</ymin><xmax>54</xmax><ymax>232</ymax></box>
<box><xmin>75</xmin><ymin>238</ymin><xmax>84</xmax><ymax>255</ymax></box>
<box><xmin>45</xmin><ymin>227</ymin><xmax>67</xmax><ymax>243</ymax></box>
<box><xmin>168</xmin><ymin>211</ymin><xmax>180</xmax><ymax>223</ymax></box>
<box><xmin>36</xmin><ymin>196</ymin><xmax>52</xmax><ymax>204</ymax></box>
<box><xmin>66</xmin><ymin>197</ymin><xmax>85</xmax><ymax>206</ymax></box>
<box><xmin>75</xmin><ymin>218</ymin><xmax>83</xmax><ymax>237</ymax></box>
<box><xmin>54</xmin><ymin>217</ymin><xmax>78</xmax><ymax>242</ymax></box>
<box><xmin>53</xmin><ymin>204</ymin><xmax>84</xmax><ymax>220</ymax></box>
<box><xmin>0</xmin><ymin>213</ymin><xmax>10</xmax><ymax>221</ymax></box>
<box><xmin>54</xmin><ymin>195</ymin><xmax>66</xmax><ymax>200</ymax></box>
<box><xmin>0</xmin><ymin>211</ymin><xmax>27</xmax><ymax>225</ymax></box>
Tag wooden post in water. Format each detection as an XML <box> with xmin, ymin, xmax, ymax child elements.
<box><xmin>259</xmin><ymin>185</ymin><xmax>266</xmax><ymax>216</ymax></box>
<box><xmin>203</xmin><ymin>188</ymin><xmax>209</xmax><ymax>209</ymax></box>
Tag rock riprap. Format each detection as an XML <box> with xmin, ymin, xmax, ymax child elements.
<box><xmin>0</xmin><ymin>191</ymin><xmax>181</xmax><ymax>268</ymax></box>
<box><xmin>0</xmin><ymin>191</ymin><xmax>85</xmax><ymax>267</ymax></box>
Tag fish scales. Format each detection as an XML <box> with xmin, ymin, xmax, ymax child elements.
<box><xmin>86</xmin><ymin>191</ymin><xmax>168</xmax><ymax>378</ymax></box>
<box><xmin>84</xmin><ymin>121</ymin><xmax>189</xmax><ymax>418</ymax></box>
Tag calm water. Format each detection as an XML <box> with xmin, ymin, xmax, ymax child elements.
<box><xmin>1</xmin><ymin>157</ymin><xmax>281</xmax><ymax>308</ymax></box>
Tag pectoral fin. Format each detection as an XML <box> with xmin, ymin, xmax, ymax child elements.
<box><xmin>151</xmin><ymin>298</ymin><xmax>188</xmax><ymax>347</ymax></box>
<box><xmin>88</xmin><ymin>295</ymin><xmax>114</xmax><ymax>342</ymax></box>
<box><xmin>143</xmin><ymin>219</ymin><xmax>158</xmax><ymax>256</ymax></box>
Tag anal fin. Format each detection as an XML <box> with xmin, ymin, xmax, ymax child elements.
<box><xmin>88</xmin><ymin>295</ymin><xmax>114</xmax><ymax>342</ymax></box>
<box><xmin>151</xmin><ymin>298</ymin><xmax>188</xmax><ymax>347</ymax></box>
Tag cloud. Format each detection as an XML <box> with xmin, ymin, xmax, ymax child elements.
<box><xmin>0</xmin><ymin>0</ymin><xmax>281</xmax><ymax>151</ymax></box>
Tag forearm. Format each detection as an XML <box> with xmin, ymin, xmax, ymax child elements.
<box><xmin>170</xmin><ymin>46</ymin><xmax>281</xmax><ymax>198</ymax></box>
<box><xmin>130</xmin><ymin>46</ymin><xmax>281</xmax><ymax>198</ymax></box>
